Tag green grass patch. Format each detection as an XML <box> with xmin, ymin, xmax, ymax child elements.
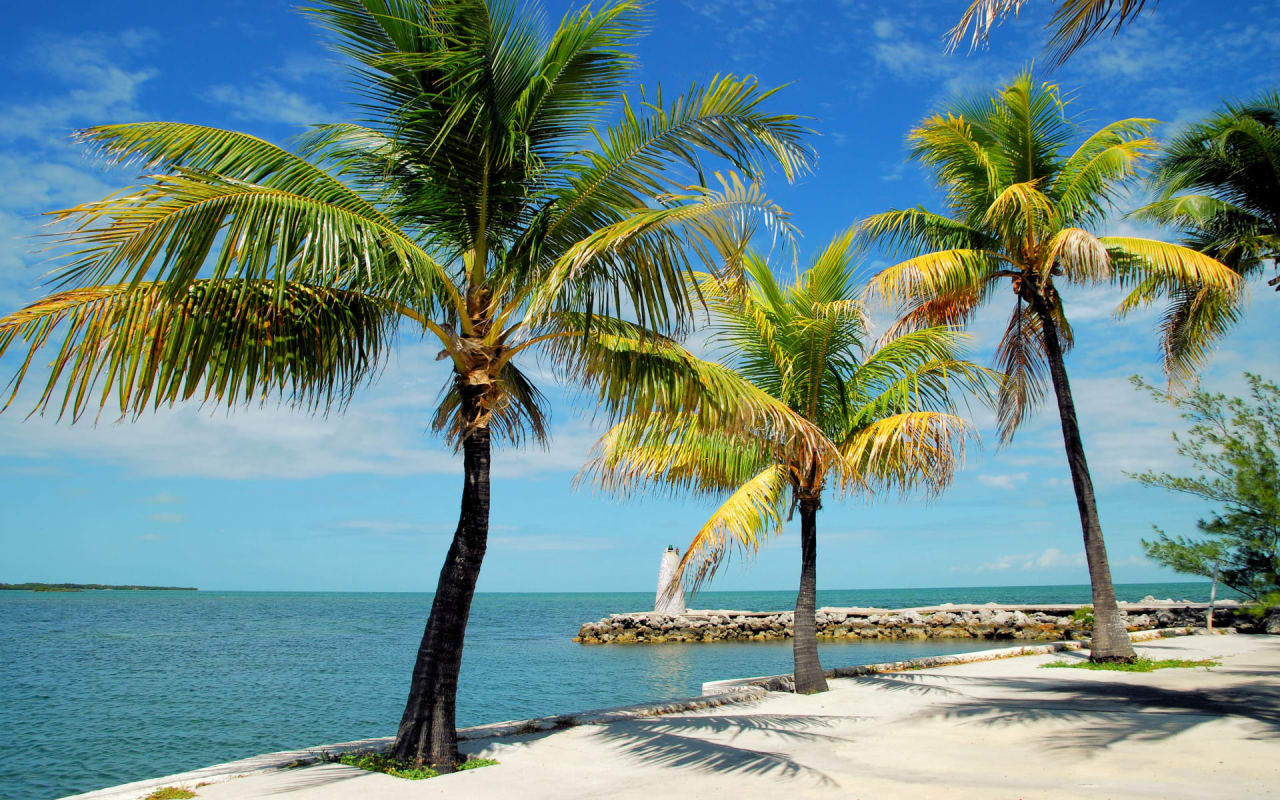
<box><xmin>457</xmin><ymin>758</ymin><xmax>499</xmax><ymax>771</ymax></box>
<box><xmin>143</xmin><ymin>789</ymin><xmax>196</xmax><ymax>800</ymax></box>
<box><xmin>335</xmin><ymin>752</ymin><xmax>498</xmax><ymax>780</ymax></box>
<box><xmin>1041</xmin><ymin>657</ymin><xmax>1220</xmax><ymax>672</ymax></box>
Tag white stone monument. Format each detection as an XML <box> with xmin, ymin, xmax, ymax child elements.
<box><xmin>655</xmin><ymin>545</ymin><xmax>687</xmax><ymax>614</ymax></box>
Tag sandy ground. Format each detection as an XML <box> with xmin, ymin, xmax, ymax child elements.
<box><xmin>195</xmin><ymin>634</ymin><xmax>1279</xmax><ymax>800</ymax></box>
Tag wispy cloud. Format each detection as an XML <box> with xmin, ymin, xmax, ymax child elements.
<box><xmin>143</xmin><ymin>492</ymin><xmax>184</xmax><ymax>505</ymax></box>
<box><xmin>977</xmin><ymin>472</ymin><xmax>1029</xmax><ymax>490</ymax></box>
<box><xmin>146</xmin><ymin>511</ymin><xmax>185</xmax><ymax>524</ymax></box>
<box><xmin>961</xmin><ymin>547</ymin><xmax>1087</xmax><ymax>572</ymax></box>
<box><xmin>206</xmin><ymin>80</ymin><xmax>334</xmax><ymax>127</ymax></box>
<box><xmin>0</xmin><ymin>30</ymin><xmax>155</xmax><ymax>144</ymax></box>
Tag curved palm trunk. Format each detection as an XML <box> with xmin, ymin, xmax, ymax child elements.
<box><xmin>793</xmin><ymin>496</ymin><xmax>829</xmax><ymax>693</ymax></box>
<box><xmin>1031</xmin><ymin>297</ymin><xmax>1135</xmax><ymax>662</ymax></box>
<box><xmin>391</xmin><ymin>393</ymin><xmax>491</xmax><ymax>770</ymax></box>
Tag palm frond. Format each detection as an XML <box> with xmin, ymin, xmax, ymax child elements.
<box><xmin>674</xmin><ymin>463</ymin><xmax>790</xmax><ymax>594</ymax></box>
<box><xmin>1052</xmin><ymin>117</ymin><xmax>1155</xmax><ymax>225</ymax></box>
<box><xmin>863</xmin><ymin>248</ymin><xmax>1006</xmax><ymax>308</ymax></box>
<box><xmin>837</xmin><ymin>411</ymin><xmax>973</xmax><ymax>498</ymax></box>
<box><xmin>581</xmin><ymin>414</ymin><xmax>774</xmax><ymax>500</ymax></box>
<box><xmin>993</xmin><ymin>298</ymin><xmax>1049</xmax><ymax>443</ymax></box>
<box><xmin>531</xmin><ymin>172</ymin><xmax>794</xmax><ymax>333</ymax></box>
<box><xmin>1105</xmin><ymin>237</ymin><xmax>1242</xmax><ymax>294</ymax></box>
<box><xmin>1044</xmin><ymin>226</ymin><xmax>1110</xmax><ymax>284</ymax></box>
<box><xmin>45</xmin><ymin>169</ymin><xmax>460</xmax><ymax>317</ymax></box>
<box><xmin>0</xmin><ymin>281</ymin><xmax>398</xmax><ymax>421</ymax></box>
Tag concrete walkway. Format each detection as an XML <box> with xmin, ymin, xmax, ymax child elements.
<box><xmin>195</xmin><ymin>634</ymin><xmax>1279</xmax><ymax>800</ymax></box>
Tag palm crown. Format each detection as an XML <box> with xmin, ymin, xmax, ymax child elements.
<box><xmin>0</xmin><ymin>0</ymin><xmax>811</xmax><ymax>439</ymax></box>
<box><xmin>587</xmin><ymin>228</ymin><xmax>989</xmax><ymax>596</ymax></box>
<box><xmin>1136</xmin><ymin>89</ymin><xmax>1280</xmax><ymax>296</ymax></box>
<box><xmin>862</xmin><ymin>71</ymin><xmax>1241</xmax><ymax>438</ymax></box>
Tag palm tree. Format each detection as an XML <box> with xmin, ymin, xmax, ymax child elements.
<box><xmin>1133</xmin><ymin>90</ymin><xmax>1280</xmax><ymax>364</ymax></box>
<box><xmin>0</xmin><ymin>0</ymin><xmax>813</xmax><ymax>769</ymax></box>
<box><xmin>861</xmin><ymin>72</ymin><xmax>1241</xmax><ymax>661</ymax></box>
<box><xmin>947</xmin><ymin>0</ymin><xmax>1155</xmax><ymax>67</ymax></box>
<box><xmin>583</xmin><ymin>229</ymin><xmax>989</xmax><ymax>693</ymax></box>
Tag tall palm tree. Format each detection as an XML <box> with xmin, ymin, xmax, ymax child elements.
<box><xmin>1133</xmin><ymin>90</ymin><xmax>1280</xmax><ymax>365</ymax></box>
<box><xmin>947</xmin><ymin>0</ymin><xmax>1155</xmax><ymax>67</ymax></box>
<box><xmin>0</xmin><ymin>0</ymin><xmax>813</xmax><ymax>769</ymax></box>
<box><xmin>584</xmin><ymin>229</ymin><xmax>989</xmax><ymax>693</ymax></box>
<box><xmin>861</xmin><ymin>72</ymin><xmax>1240</xmax><ymax>661</ymax></box>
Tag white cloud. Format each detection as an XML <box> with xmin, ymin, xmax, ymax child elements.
<box><xmin>965</xmin><ymin>547</ymin><xmax>1086</xmax><ymax>572</ymax></box>
<box><xmin>0</xmin><ymin>31</ymin><xmax>154</xmax><ymax>144</ymax></box>
<box><xmin>206</xmin><ymin>80</ymin><xmax>334</xmax><ymax>127</ymax></box>
<box><xmin>146</xmin><ymin>512</ymin><xmax>185</xmax><ymax>524</ymax></box>
<box><xmin>143</xmin><ymin>492</ymin><xmax>184</xmax><ymax>505</ymax></box>
<box><xmin>135</xmin><ymin>533</ymin><xmax>166</xmax><ymax>543</ymax></box>
<box><xmin>977</xmin><ymin>472</ymin><xmax>1028</xmax><ymax>490</ymax></box>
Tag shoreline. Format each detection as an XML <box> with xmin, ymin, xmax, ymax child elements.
<box><xmin>60</xmin><ymin>626</ymin><xmax>1206</xmax><ymax>800</ymax></box>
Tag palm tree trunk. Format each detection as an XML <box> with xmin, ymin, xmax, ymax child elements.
<box><xmin>793</xmin><ymin>495</ymin><xmax>829</xmax><ymax>693</ymax></box>
<box><xmin>391</xmin><ymin>395</ymin><xmax>491</xmax><ymax>770</ymax></box>
<box><xmin>1030</xmin><ymin>297</ymin><xmax>1135</xmax><ymax>662</ymax></box>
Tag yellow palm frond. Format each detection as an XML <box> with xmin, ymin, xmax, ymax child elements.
<box><xmin>674</xmin><ymin>464</ymin><xmax>791</xmax><ymax>594</ymax></box>
<box><xmin>983</xmin><ymin>180</ymin><xmax>1056</xmax><ymax>240</ymax></box>
<box><xmin>863</xmin><ymin>249</ymin><xmax>1007</xmax><ymax>307</ymax></box>
<box><xmin>837</xmin><ymin>411</ymin><xmax>973</xmax><ymax>497</ymax></box>
<box><xmin>1105</xmin><ymin>237</ymin><xmax>1242</xmax><ymax>296</ymax></box>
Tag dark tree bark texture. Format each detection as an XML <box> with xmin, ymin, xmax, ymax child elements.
<box><xmin>391</xmin><ymin>391</ymin><xmax>492</xmax><ymax>769</ymax></box>
<box><xmin>793</xmin><ymin>495</ymin><xmax>830</xmax><ymax>693</ymax></box>
<box><xmin>1032</xmin><ymin>293</ymin><xmax>1136</xmax><ymax>663</ymax></box>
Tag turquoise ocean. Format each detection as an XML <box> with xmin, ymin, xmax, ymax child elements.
<box><xmin>1</xmin><ymin>583</ymin><xmax>1222</xmax><ymax>799</ymax></box>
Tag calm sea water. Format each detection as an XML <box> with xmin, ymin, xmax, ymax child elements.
<box><xmin>1</xmin><ymin>583</ymin><xmax>1218</xmax><ymax>799</ymax></box>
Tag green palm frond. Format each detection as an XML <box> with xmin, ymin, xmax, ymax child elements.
<box><xmin>531</xmin><ymin>172</ymin><xmax>794</xmax><ymax>332</ymax></box>
<box><xmin>46</xmin><ymin>169</ymin><xmax>460</xmax><ymax>316</ymax></box>
<box><xmin>1052</xmin><ymin>118</ymin><xmax>1155</xmax><ymax>225</ymax></box>
<box><xmin>77</xmin><ymin>122</ymin><xmax>393</xmax><ymax>224</ymax></box>
<box><xmin>859</xmin><ymin>207</ymin><xmax>995</xmax><ymax>256</ymax></box>
<box><xmin>0</xmin><ymin>281</ymin><xmax>398</xmax><ymax>421</ymax></box>
<box><xmin>1135</xmin><ymin>90</ymin><xmax>1280</xmax><ymax>294</ymax></box>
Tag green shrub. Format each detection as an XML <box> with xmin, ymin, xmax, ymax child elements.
<box><xmin>1071</xmin><ymin>606</ymin><xmax>1094</xmax><ymax>628</ymax></box>
<box><xmin>457</xmin><ymin>758</ymin><xmax>499</xmax><ymax>771</ymax></box>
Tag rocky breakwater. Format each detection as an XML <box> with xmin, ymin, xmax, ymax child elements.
<box><xmin>574</xmin><ymin>600</ymin><xmax>1257</xmax><ymax>644</ymax></box>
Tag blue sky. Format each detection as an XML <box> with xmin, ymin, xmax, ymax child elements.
<box><xmin>1</xmin><ymin>1</ymin><xmax>1277</xmax><ymax>593</ymax></box>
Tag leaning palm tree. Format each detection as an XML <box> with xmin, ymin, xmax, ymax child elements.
<box><xmin>947</xmin><ymin>0</ymin><xmax>1155</xmax><ymax>67</ymax></box>
<box><xmin>584</xmin><ymin>229</ymin><xmax>989</xmax><ymax>693</ymax></box>
<box><xmin>1133</xmin><ymin>90</ymin><xmax>1280</xmax><ymax>363</ymax></box>
<box><xmin>861</xmin><ymin>72</ymin><xmax>1241</xmax><ymax>661</ymax></box>
<box><xmin>0</xmin><ymin>0</ymin><xmax>814</xmax><ymax>769</ymax></box>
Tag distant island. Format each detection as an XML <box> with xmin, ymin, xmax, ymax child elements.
<box><xmin>1</xmin><ymin>583</ymin><xmax>197</xmax><ymax>592</ymax></box>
